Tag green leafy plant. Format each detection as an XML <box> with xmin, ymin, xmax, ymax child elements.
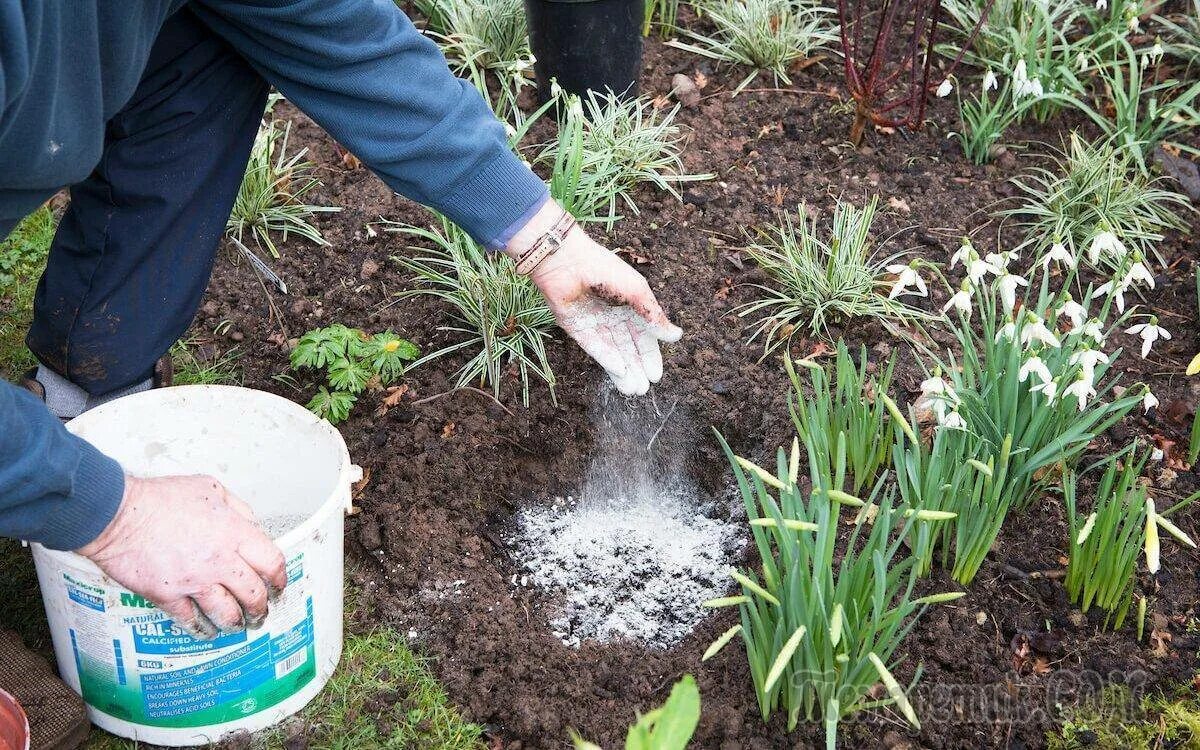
<box><xmin>419</xmin><ymin>0</ymin><xmax>534</xmax><ymax>121</ymax></box>
<box><xmin>226</xmin><ymin>120</ymin><xmax>340</xmax><ymax>258</ymax></box>
<box><xmin>891</xmin><ymin>406</ymin><xmax>1010</xmax><ymax>584</ymax></box>
<box><xmin>0</xmin><ymin>205</ymin><xmax>53</xmax><ymax>288</ymax></box>
<box><xmin>665</xmin><ymin>0</ymin><xmax>836</xmax><ymax>94</ymax></box>
<box><xmin>536</xmin><ymin>90</ymin><xmax>713</xmax><ymax>228</ymax></box>
<box><xmin>909</xmin><ymin>250</ymin><xmax>1145</xmax><ymax>583</ymax></box>
<box><xmin>706</xmin><ymin>433</ymin><xmax>960</xmax><ymax>748</ymax></box>
<box><xmin>1063</xmin><ymin>446</ymin><xmax>1197</xmax><ymax>629</ymax></box>
<box><xmin>571</xmin><ymin>675</ymin><xmax>700</xmax><ymax>750</ymax></box>
<box><xmin>736</xmin><ymin>197</ymin><xmax>933</xmax><ymax>352</ymax></box>
<box><xmin>1002</xmin><ymin>135</ymin><xmax>1190</xmax><ymax>274</ymax></box>
<box><xmin>1061</xmin><ymin>38</ymin><xmax>1200</xmax><ymax>171</ymax></box>
<box><xmin>787</xmin><ymin>344</ymin><xmax>896</xmax><ymax>495</ymax></box>
<box><xmin>955</xmin><ymin>74</ymin><xmax>1031</xmax><ymax>164</ymax></box>
<box><xmin>941</xmin><ymin>0</ymin><xmax>1090</xmax><ymax>124</ymax></box>
<box><xmin>1156</xmin><ymin>0</ymin><xmax>1200</xmax><ymax>70</ymax></box>
<box><xmin>290</xmin><ymin>324</ymin><xmax>418</xmax><ymax>423</ymax></box>
<box><xmin>390</xmin><ymin>217</ymin><xmax>558</xmax><ymax>406</ymax></box>
<box><xmin>643</xmin><ymin>0</ymin><xmax>680</xmax><ymax>37</ymax></box>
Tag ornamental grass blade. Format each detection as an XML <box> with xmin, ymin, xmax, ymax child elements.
<box><xmin>703</xmin><ymin>625</ymin><xmax>743</xmax><ymax>661</ymax></box>
<box><xmin>868</xmin><ymin>652</ymin><xmax>920</xmax><ymax>729</ymax></box>
<box><xmin>763</xmin><ymin>625</ymin><xmax>807</xmax><ymax>692</ymax></box>
<box><xmin>824</xmin><ymin>697</ymin><xmax>840</xmax><ymax>750</ymax></box>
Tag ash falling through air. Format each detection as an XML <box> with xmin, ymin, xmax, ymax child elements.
<box><xmin>508</xmin><ymin>389</ymin><xmax>742</xmax><ymax>649</ymax></box>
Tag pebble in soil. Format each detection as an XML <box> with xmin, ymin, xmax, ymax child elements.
<box><xmin>508</xmin><ymin>390</ymin><xmax>742</xmax><ymax>649</ymax></box>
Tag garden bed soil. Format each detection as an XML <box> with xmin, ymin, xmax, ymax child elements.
<box><xmin>195</xmin><ymin>29</ymin><xmax>1200</xmax><ymax>750</ymax></box>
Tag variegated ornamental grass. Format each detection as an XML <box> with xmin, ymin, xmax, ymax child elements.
<box><xmin>706</xmin><ymin>432</ymin><xmax>961</xmax><ymax>749</ymax></box>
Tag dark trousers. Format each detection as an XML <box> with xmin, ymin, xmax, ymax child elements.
<box><xmin>27</xmin><ymin>8</ymin><xmax>269</xmax><ymax>395</ymax></box>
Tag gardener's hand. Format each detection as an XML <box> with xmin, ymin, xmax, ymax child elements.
<box><xmin>507</xmin><ymin>201</ymin><xmax>683</xmax><ymax>395</ymax></box>
<box><xmin>76</xmin><ymin>475</ymin><xmax>287</xmax><ymax>640</ymax></box>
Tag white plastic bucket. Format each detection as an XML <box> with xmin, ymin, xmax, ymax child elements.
<box><xmin>30</xmin><ymin>385</ymin><xmax>357</xmax><ymax>746</ymax></box>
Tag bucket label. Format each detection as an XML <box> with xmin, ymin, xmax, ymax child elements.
<box><xmin>60</xmin><ymin>555</ymin><xmax>316</xmax><ymax>728</ymax></box>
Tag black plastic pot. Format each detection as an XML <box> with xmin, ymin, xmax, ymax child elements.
<box><xmin>524</xmin><ymin>0</ymin><xmax>644</xmax><ymax>102</ymax></box>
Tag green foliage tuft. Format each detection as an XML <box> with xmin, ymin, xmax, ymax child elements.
<box><xmin>571</xmin><ymin>675</ymin><xmax>701</xmax><ymax>750</ymax></box>
<box><xmin>291</xmin><ymin>324</ymin><xmax>418</xmax><ymax>423</ymax></box>
<box><xmin>227</xmin><ymin>120</ymin><xmax>340</xmax><ymax>258</ymax></box>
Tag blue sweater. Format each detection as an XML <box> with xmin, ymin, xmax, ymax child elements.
<box><xmin>0</xmin><ymin>0</ymin><xmax>548</xmax><ymax>550</ymax></box>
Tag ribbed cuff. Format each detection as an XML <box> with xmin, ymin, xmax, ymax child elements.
<box><xmin>38</xmin><ymin>438</ymin><xmax>125</xmax><ymax>551</ymax></box>
<box><xmin>437</xmin><ymin>150</ymin><xmax>550</xmax><ymax>251</ymax></box>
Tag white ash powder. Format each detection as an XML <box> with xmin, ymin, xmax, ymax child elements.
<box><xmin>261</xmin><ymin>513</ymin><xmax>307</xmax><ymax>539</ymax></box>
<box><xmin>510</xmin><ymin>492</ymin><xmax>738</xmax><ymax>649</ymax></box>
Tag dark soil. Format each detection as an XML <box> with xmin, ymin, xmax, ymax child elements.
<box><xmin>194</xmin><ymin>23</ymin><xmax>1200</xmax><ymax>750</ymax></box>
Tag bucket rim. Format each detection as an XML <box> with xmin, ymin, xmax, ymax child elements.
<box><xmin>0</xmin><ymin>688</ymin><xmax>30</xmax><ymax>750</ymax></box>
<box><xmin>32</xmin><ymin>384</ymin><xmax>354</xmax><ymax>565</ymax></box>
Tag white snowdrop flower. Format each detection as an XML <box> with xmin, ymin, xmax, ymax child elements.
<box><xmin>1128</xmin><ymin>14</ymin><xmax>1140</xmax><ymax>32</ymax></box>
<box><xmin>996</xmin><ymin>319</ymin><xmax>1018</xmax><ymax>342</ymax></box>
<box><xmin>983</xmin><ymin>69</ymin><xmax>999</xmax><ymax>92</ymax></box>
<box><xmin>1095</xmin><ymin>0</ymin><xmax>1107</xmax><ymax>9</ymax></box>
<box><xmin>1151</xmin><ymin>446</ymin><xmax>1164</xmax><ymax>461</ymax></box>
<box><xmin>1070</xmin><ymin>348</ymin><xmax>1110</xmax><ymax>382</ymax></box>
<box><xmin>1013</xmin><ymin>59</ymin><xmax>1028</xmax><ymax>83</ymax></box>
<box><xmin>886</xmin><ymin>263</ymin><xmax>927</xmax><ymax>299</ymax></box>
<box><xmin>1091</xmin><ymin>278</ymin><xmax>1129</xmax><ymax>313</ymax></box>
<box><xmin>1123</xmin><ymin>259</ymin><xmax>1154</xmax><ymax>289</ymax></box>
<box><xmin>1031</xmin><ymin>379</ymin><xmax>1058</xmax><ymax>402</ymax></box>
<box><xmin>985</xmin><ymin>250</ymin><xmax>1017</xmax><ymax>270</ymax></box>
<box><xmin>1150</xmin><ymin>39</ymin><xmax>1164</xmax><ymax>63</ymax></box>
<box><xmin>950</xmin><ymin>239</ymin><xmax>974</xmax><ymax>268</ymax></box>
<box><xmin>939</xmin><ymin>409</ymin><xmax>968</xmax><ymax>431</ymax></box>
<box><xmin>1058</xmin><ymin>298</ymin><xmax>1087</xmax><ymax>329</ymax></box>
<box><xmin>1042</xmin><ymin>242</ymin><xmax>1076</xmax><ymax>269</ymax></box>
<box><xmin>997</xmin><ymin>272</ymin><xmax>1029</xmax><ymax>311</ymax></box>
<box><xmin>1143</xmin><ymin>388</ymin><xmax>1159</xmax><ymax>414</ymax></box>
<box><xmin>921</xmin><ymin>373</ymin><xmax>960</xmax><ymax>420</ymax></box>
<box><xmin>1021</xmin><ymin>314</ymin><xmax>1061</xmax><ymax>349</ymax></box>
<box><xmin>1075</xmin><ymin>318</ymin><xmax>1106</xmax><ymax>345</ymax></box>
<box><xmin>1088</xmin><ymin>230</ymin><xmax>1126</xmax><ymax>264</ymax></box>
<box><xmin>967</xmin><ymin>255</ymin><xmax>998</xmax><ymax>284</ymax></box>
<box><xmin>1126</xmin><ymin>318</ymin><xmax>1171</xmax><ymax>358</ymax></box>
<box><xmin>943</xmin><ymin>281</ymin><xmax>974</xmax><ymax>317</ymax></box>
<box><xmin>936</xmin><ymin>79</ymin><xmax>954</xmax><ymax>98</ymax></box>
<box><xmin>1065</xmin><ymin>373</ymin><xmax>1098</xmax><ymax>411</ymax></box>
<box><xmin>1077</xmin><ymin>51</ymin><xmax>1089</xmax><ymax>71</ymax></box>
<box><xmin>1019</xmin><ymin>354</ymin><xmax>1054</xmax><ymax>386</ymax></box>
<box><xmin>1029</xmin><ymin>78</ymin><xmax>1045</xmax><ymax>98</ymax></box>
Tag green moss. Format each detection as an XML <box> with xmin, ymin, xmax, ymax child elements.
<box><xmin>1049</xmin><ymin>684</ymin><xmax>1200</xmax><ymax>750</ymax></box>
<box><xmin>0</xmin><ymin>206</ymin><xmax>55</xmax><ymax>380</ymax></box>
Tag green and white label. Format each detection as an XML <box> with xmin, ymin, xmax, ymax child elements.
<box><xmin>62</xmin><ymin>556</ymin><xmax>315</xmax><ymax>728</ymax></box>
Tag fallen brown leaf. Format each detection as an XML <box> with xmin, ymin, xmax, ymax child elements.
<box><xmin>442</xmin><ymin>421</ymin><xmax>456</xmax><ymax>439</ymax></box>
<box><xmin>352</xmin><ymin>466</ymin><xmax>372</xmax><ymax>498</ymax></box>
<box><xmin>375</xmin><ymin>384</ymin><xmax>410</xmax><ymax>417</ymax></box>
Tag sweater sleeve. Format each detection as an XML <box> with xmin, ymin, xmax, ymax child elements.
<box><xmin>191</xmin><ymin>0</ymin><xmax>549</xmax><ymax>249</ymax></box>
<box><xmin>0</xmin><ymin>383</ymin><xmax>125</xmax><ymax>550</ymax></box>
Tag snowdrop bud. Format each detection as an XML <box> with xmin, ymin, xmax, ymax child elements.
<box><xmin>936</xmin><ymin>79</ymin><xmax>954</xmax><ymax>98</ymax></box>
<box><xmin>1077</xmin><ymin>52</ymin><xmax>1089</xmax><ymax>71</ymax></box>
<box><xmin>1143</xmin><ymin>388</ymin><xmax>1159</xmax><ymax>414</ymax></box>
<box><xmin>983</xmin><ymin>69</ymin><xmax>998</xmax><ymax>92</ymax></box>
<box><xmin>1095</xmin><ymin>0</ymin><xmax>1107</xmax><ymax>10</ymax></box>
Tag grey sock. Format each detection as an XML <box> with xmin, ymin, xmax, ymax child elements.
<box><xmin>37</xmin><ymin>365</ymin><xmax>153</xmax><ymax>420</ymax></box>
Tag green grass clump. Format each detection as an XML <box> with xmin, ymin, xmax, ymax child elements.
<box><xmin>736</xmin><ymin>197</ymin><xmax>931</xmax><ymax>351</ymax></box>
<box><xmin>1049</xmin><ymin>685</ymin><xmax>1200</xmax><ymax>750</ymax></box>
<box><xmin>227</xmin><ymin>120</ymin><xmax>340</xmax><ymax>258</ymax></box>
<box><xmin>1003</xmin><ymin>135</ymin><xmax>1190</xmax><ymax>275</ymax></box>
<box><xmin>0</xmin><ymin>206</ymin><xmax>55</xmax><ymax>380</ymax></box>
<box><xmin>666</xmin><ymin>0</ymin><xmax>837</xmax><ymax>93</ymax></box>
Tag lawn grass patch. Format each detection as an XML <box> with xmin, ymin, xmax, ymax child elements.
<box><xmin>1049</xmin><ymin>684</ymin><xmax>1200</xmax><ymax>750</ymax></box>
<box><xmin>0</xmin><ymin>206</ymin><xmax>55</xmax><ymax>380</ymax></box>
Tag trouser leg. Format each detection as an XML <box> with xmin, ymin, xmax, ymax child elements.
<box><xmin>27</xmin><ymin>7</ymin><xmax>269</xmax><ymax>395</ymax></box>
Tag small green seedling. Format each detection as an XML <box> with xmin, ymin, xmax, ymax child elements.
<box><xmin>290</xmin><ymin>324</ymin><xmax>418</xmax><ymax>424</ymax></box>
<box><xmin>571</xmin><ymin>675</ymin><xmax>700</xmax><ymax>750</ymax></box>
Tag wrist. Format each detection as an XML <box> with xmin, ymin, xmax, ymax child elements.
<box><xmin>76</xmin><ymin>475</ymin><xmax>137</xmax><ymax>556</ymax></box>
<box><xmin>503</xmin><ymin>199</ymin><xmax>569</xmax><ymax>260</ymax></box>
